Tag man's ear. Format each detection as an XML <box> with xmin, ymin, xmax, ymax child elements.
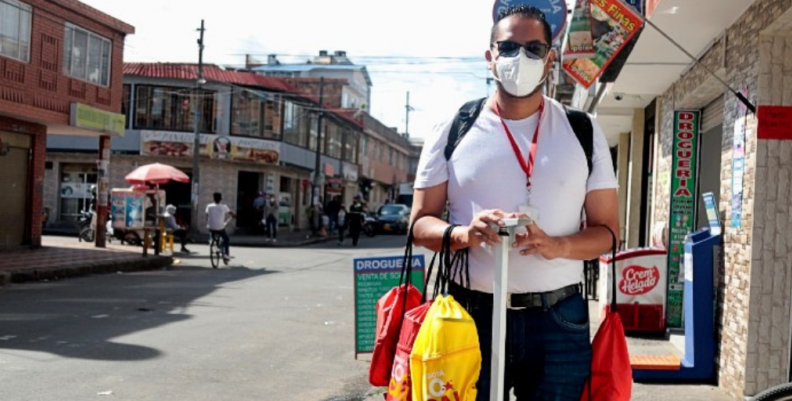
<box><xmin>545</xmin><ymin>48</ymin><xmax>557</xmax><ymax>74</ymax></box>
<box><xmin>485</xmin><ymin>49</ymin><xmax>493</xmax><ymax>63</ymax></box>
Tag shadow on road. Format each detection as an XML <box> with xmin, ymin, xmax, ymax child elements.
<box><xmin>0</xmin><ymin>265</ymin><xmax>275</xmax><ymax>362</ymax></box>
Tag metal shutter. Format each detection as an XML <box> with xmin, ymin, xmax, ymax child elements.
<box><xmin>701</xmin><ymin>96</ymin><xmax>725</xmax><ymax>133</ymax></box>
<box><xmin>0</xmin><ymin>132</ymin><xmax>31</xmax><ymax>249</ymax></box>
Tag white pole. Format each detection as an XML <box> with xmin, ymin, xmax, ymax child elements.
<box><xmin>490</xmin><ymin>218</ymin><xmax>526</xmax><ymax>401</ymax></box>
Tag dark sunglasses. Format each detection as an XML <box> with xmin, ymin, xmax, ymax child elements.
<box><xmin>493</xmin><ymin>41</ymin><xmax>551</xmax><ymax>60</ymax></box>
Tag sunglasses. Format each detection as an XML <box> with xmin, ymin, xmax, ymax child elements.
<box><xmin>493</xmin><ymin>40</ymin><xmax>551</xmax><ymax>60</ymax></box>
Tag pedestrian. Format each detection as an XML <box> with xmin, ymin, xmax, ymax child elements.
<box><xmin>263</xmin><ymin>194</ymin><xmax>278</xmax><ymax>242</ymax></box>
<box><xmin>337</xmin><ymin>204</ymin><xmax>347</xmax><ymax>245</ymax></box>
<box><xmin>163</xmin><ymin>204</ymin><xmax>190</xmax><ymax>253</ymax></box>
<box><xmin>409</xmin><ymin>5</ymin><xmax>619</xmax><ymax>401</ymax></box>
<box><xmin>253</xmin><ymin>191</ymin><xmax>266</xmax><ymax>235</ymax></box>
<box><xmin>348</xmin><ymin>195</ymin><xmax>366</xmax><ymax>247</ymax></box>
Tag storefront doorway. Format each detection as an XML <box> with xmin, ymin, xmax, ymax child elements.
<box><xmin>696</xmin><ymin>97</ymin><xmax>725</xmax><ymax>230</ymax></box>
<box><xmin>237</xmin><ymin>171</ymin><xmax>261</xmax><ymax>231</ymax></box>
<box><xmin>59</xmin><ymin>163</ymin><xmax>97</xmax><ymax>222</ymax></box>
<box><xmin>0</xmin><ymin>132</ymin><xmax>32</xmax><ymax>249</ymax></box>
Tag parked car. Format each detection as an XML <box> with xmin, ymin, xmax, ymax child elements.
<box><xmin>376</xmin><ymin>204</ymin><xmax>411</xmax><ymax>235</ymax></box>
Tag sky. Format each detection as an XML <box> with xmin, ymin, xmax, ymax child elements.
<box><xmin>79</xmin><ymin>0</ymin><xmax>526</xmax><ymax>141</ymax></box>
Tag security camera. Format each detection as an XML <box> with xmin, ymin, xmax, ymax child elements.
<box><xmin>614</xmin><ymin>94</ymin><xmax>624</xmax><ymax>101</ymax></box>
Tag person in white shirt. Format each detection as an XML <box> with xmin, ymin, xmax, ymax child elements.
<box><xmin>410</xmin><ymin>5</ymin><xmax>619</xmax><ymax>401</ymax></box>
<box><xmin>206</xmin><ymin>192</ymin><xmax>236</xmax><ymax>260</ymax></box>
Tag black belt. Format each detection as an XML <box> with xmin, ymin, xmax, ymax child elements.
<box><xmin>449</xmin><ymin>281</ymin><xmax>581</xmax><ymax>310</ymax></box>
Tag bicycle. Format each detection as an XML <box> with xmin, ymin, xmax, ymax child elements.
<box><xmin>208</xmin><ymin>219</ymin><xmax>232</xmax><ymax>269</ymax></box>
<box><xmin>751</xmin><ymin>384</ymin><xmax>792</xmax><ymax>401</ymax></box>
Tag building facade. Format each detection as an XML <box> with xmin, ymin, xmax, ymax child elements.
<box><xmin>45</xmin><ymin>63</ymin><xmax>403</xmax><ymax>235</ymax></box>
<box><xmin>572</xmin><ymin>0</ymin><xmax>792</xmax><ymax>398</ymax></box>
<box><xmin>0</xmin><ymin>0</ymin><xmax>133</xmax><ymax>249</ymax></box>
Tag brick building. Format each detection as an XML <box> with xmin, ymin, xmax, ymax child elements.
<box><xmin>0</xmin><ymin>0</ymin><xmax>133</xmax><ymax>250</ymax></box>
<box><xmin>46</xmin><ymin>63</ymin><xmax>366</xmax><ymax>234</ymax></box>
<box><xmin>570</xmin><ymin>0</ymin><xmax>792</xmax><ymax>398</ymax></box>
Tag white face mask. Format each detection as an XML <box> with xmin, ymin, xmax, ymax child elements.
<box><xmin>493</xmin><ymin>49</ymin><xmax>548</xmax><ymax>98</ymax></box>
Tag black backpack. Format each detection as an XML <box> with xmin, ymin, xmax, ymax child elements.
<box><xmin>443</xmin><ymin>98</ymin><xmax>594</xmax><ymax>176</ymax></box>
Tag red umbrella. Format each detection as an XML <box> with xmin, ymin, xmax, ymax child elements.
<box><xmin>125</xmin><ymin>163</ymin><xmax>190</xmax><ymax>185</ymax></box>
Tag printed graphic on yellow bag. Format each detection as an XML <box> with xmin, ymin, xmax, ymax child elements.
<box><xmin>410</xmin><ymin>295</ymin><xmax>481</xmax><ymax>401</ymax></box>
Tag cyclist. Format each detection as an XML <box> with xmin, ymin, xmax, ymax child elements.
<box><xmin>206</xmin><ymin>192</ymin><xmax>236</xmax><ymax>261</ymax></box>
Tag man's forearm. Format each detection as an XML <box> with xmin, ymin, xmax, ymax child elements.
<box><xmin>556</xmin><ymin>225</ymin><xmax>617</xmax><ymax>261</ymax></box>
<box><xmin>413</xmin><ymin>216</ymin><xmax>466</xmax><ymax>252</ymax></box>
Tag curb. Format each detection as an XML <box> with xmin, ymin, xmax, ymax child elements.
<box><xmin>1</xmin><ymin>256</ymin><xmax>174</xmax><ymax>286</ymax></box>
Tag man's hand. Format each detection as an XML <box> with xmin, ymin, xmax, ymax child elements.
<box><xmin>513</xmin><ymin>222</ymin><xmax>571</xmax><ymax>260</ymax></box>
<box><xmin>452</xmin><ymin>209</ymin><xmax>507</xmax><ymax>249</ymax></box>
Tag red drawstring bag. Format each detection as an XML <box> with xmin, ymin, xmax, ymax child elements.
<box><xmin>580</xmin><ymin>226</ymin><xmax>632</xmax><ymax>401</ymax></box>
<box><xmin>387</xmin><ymin>226</ymin><xmax>461</xmax><ymax>401</ymax></box>
<box><xmin>369</xmin><ymin>225</ymin><xmax>424</xmax><ymax>387</ymax></box>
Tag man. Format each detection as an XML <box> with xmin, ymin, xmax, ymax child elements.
<box><xmin>410</xmin><ymin>5</ymin><xmax>619</xmax><ymax>401</ymax></box>
<box><xmin>163</xmin><ymin>204</ymin><xmax>190</xmax><ymax>253</ymax></box>
<box><xmin>206</xmin><ymin>192</ymin><xmax>237</xmax><ymax>260</ymax></box>
<box><xmin>347</xmin><ymin>195</ymin><xmax>367</xmax><ymax>247</ymax></box>
<box><xmin>253</xmin><ymin>191</ymin><xmax>266</xmax><ymax>235</ymax></box>
<box><xmin>263</xmin><ymin>194</ymin><xmax>279</xmax><ymax>242</ymax></box>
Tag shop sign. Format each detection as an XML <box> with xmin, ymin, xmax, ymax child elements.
<box><xmin>758</xmin><ymin>106</ymin><xmax>792</xmax><ymax>140</ymax></box>
<box><xmin>342</xmin><ymin>162</ymin><xmax>359</xmax><ymax>182</ymax></box>
<box><xmin>666</xmin><ymin>110</ymin><xmax>700</xmax><ymax>328</ymax></box>
<box><xmin>562</xmin><ymin>0</ymin><xmax>644</xmax><ymax>88</ymax></box>
<box><xmin>140</xmin><ymin>131</ymin><xmax>280</xmax><ymax>164</ymax></box>
<box><xmin>70</xmin><ymin>103</ymin><xmax>126</xmax><ymax>137</ymax></box>
<box><xmin>493</xmin><ymin>0</ymin><xmax>568</xmax><ymax>42</ymax></box>
<box><xmin>354</xmin><ymin>255</ymin><xmax>425</xmax><ymax>355</ymax></box>
<box><xmin>731</xmin><ymin>118</ymin><xmax>747</xmax><ymax>228</ymax></box>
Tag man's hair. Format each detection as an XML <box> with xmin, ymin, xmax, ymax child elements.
<box><xmin>213</xmin><ymin>192</ymin><xmax>222</xmax><ymax>203</ymax></box>
<box><xmin>491</xmin><ymin>5</ymin><xmax>553</xmax><ymax>46</ymax></box>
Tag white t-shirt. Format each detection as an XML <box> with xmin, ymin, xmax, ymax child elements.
<box><xmin>414</xmin><ymin>96</ymin><xmax>618</xmax><ymax>293</ymax></box>
<box><xmin>205</xmin><ymin>203</ymin><xmax>231</xmax><ymax>231</ymax></box>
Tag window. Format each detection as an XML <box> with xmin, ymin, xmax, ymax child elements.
<box><xmin>63</xmin><ymin>23</ymin><xmax>112</xmax><ymax>86</ymax></box>
<box><xmin>309</xmin><ymin>113</ymin><xmax>321</xmax><ymax>152</ymax></box>
<box><xmin>283</xmin><ymin>101</ymin><xmax>308</xmax><ymax>147</ymax></box>
<box><xmin>134</xmin><ymin>85</ymin><xmax>216</xmax><ymax>133</ymax></box>
<box><xmin>325</xmin><ymin>122</ymin><xmax>342</xmax><ymax>159</ymax></box>
<box><xmin>231</xmin><ymin>89</ymin><xmax>263</xmax><ymax>137</ymax></box>
<box><xmin>343</xmin><ymin>129</ymin><xmax>359</xmax><ymax>164</ymax></box>
<box><xmin>0</xmin><ymin>0</ymin><xmax>31</xmax><ymax>62</ymax></box>
<box><xmin>263</xmin><ymin>95</ymin><xmax>282</xmax><ymax>139</ymax></box>
<box><xmin>121</xmin><ymin>85</ymin><xmax>131</xmax><ymax>129</ymax></box>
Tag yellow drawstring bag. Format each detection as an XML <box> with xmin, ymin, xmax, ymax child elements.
<box><xmin>410</xmin><ymin>294</ymin><xmax>481</xmax><ymax>401</ymax></box>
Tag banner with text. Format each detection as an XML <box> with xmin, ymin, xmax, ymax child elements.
<box><xmin>666</xmin><ymin>110</ymin><xmax>701</xmax><ymax>328</ymax></box>
<box><xmin>562</xmin><ymin>0</ymin><xmax>644</xmax><ymax>88</ymax></box>
<box><xmin>353</xmin><ymin>255</ymin><xmax>425</xmax><ymax>355</ymax></box>
<box><xmin>140</xmin><ymin>131</ymin><xmax>280</xmax><ymax>165</ymax></box>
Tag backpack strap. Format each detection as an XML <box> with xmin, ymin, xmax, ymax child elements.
<box><xmin>444</xmin><ymin>98</ymin><xmax>488</xmax><ymax>161</ymax></box>
<box><xmin>564</xmin><ymin>106</ymin><xmax>594</xmax><ymax>177</ymax></box>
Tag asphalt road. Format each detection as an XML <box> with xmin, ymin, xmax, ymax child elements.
<box><xmin>0</xmin><ymin>234</ymin><xmax>733</xmax><ymax>401</ymax></box>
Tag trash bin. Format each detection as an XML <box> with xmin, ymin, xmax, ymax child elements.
<box><xmin>600</xmin><ymin>248</ymin><xmax>668</xmax><ymax>333</ymax></box>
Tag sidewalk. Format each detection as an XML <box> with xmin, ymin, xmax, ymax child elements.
<box><xmin>0</xmin><ymin>236</ymin><xmax>173</xmax><ymax>286</ymax></box>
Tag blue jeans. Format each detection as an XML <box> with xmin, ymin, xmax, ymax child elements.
<box><xmin>211</xmin><ymin>230</ymin><xmax>230</xmax><ymax>256</ymax></box>
<box><xmin>449</xmin><ymin>285</ymin><xmax>592</xmax><ymax>401</ymax></box>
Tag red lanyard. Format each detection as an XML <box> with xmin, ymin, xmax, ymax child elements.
<box><xmin>493</xmin><ymin>100</ymin><xmax>544</xmax><ymax>190</ymax></box>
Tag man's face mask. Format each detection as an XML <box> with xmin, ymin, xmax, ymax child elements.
<box><xmin>491</xmin><ymin>40</ymin><xmax>551</xmax><ymax>98</ymax></box>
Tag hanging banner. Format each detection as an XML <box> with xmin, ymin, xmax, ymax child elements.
<box><xmin>731</xmin><ymin>117</ymin><xmax>746</xmax><ymax>228</ymax></box>
<box><xmin>140</xmin><ymin>131</ymin><xmax>280</xmax><ymax>165</ymax></box>
<box><xmin>666</xmin><ymin>111</ymin><xmax>701</xmax><ymax>328</ymax></box>
<box><xmin>562</xmin><ymin>0</ymin><xmax>644</xmax><ymax>89</ymax></box>
<box><xmin>492</xmin><ymin>0</ymin><xmax>568</xmax><ymax>42</ymax></box>
<box><xmin>565</xmin><ymin>0</ymin><xmax>595</xmax><ymax>59</ymax></box>
<box><xmin>758</xmin><ymin>106</ymin><xmax>792</xmax><ymax>140</ymax></box>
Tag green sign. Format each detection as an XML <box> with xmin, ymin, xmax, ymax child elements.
<box><xmin>70</xmin><ymin>103</ymin><xmax>126</xmax><ymax>136</ymax></box>
<box><xmin>354</xmin><ymin>255</ymin><xmax>425</xmax><ymax>355</ymax></box>
<box><xmin>666</xmin><ymin>110</ymin><xmax>701</xmax><ymax>328</ymax></box>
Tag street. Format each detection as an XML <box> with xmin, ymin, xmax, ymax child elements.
<box><xmin>1</xmin><ymin>235</ymin><xmax>732</xmax><ymax>401</ymax></box>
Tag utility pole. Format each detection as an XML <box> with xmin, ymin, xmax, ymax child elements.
<box><xmin>404</xmin><ymin>91</ymin><xmax>411</xmax><ymax>137</ymax></box>
<box><xmin>311</xmin><ymin>77</ymin><xmax>325</xmax><ymax>234</ymax></box>
<box><xmin>190</xmin><ymin>20</ymin><xmax>205</xmax><ymax>240</ymax></box>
